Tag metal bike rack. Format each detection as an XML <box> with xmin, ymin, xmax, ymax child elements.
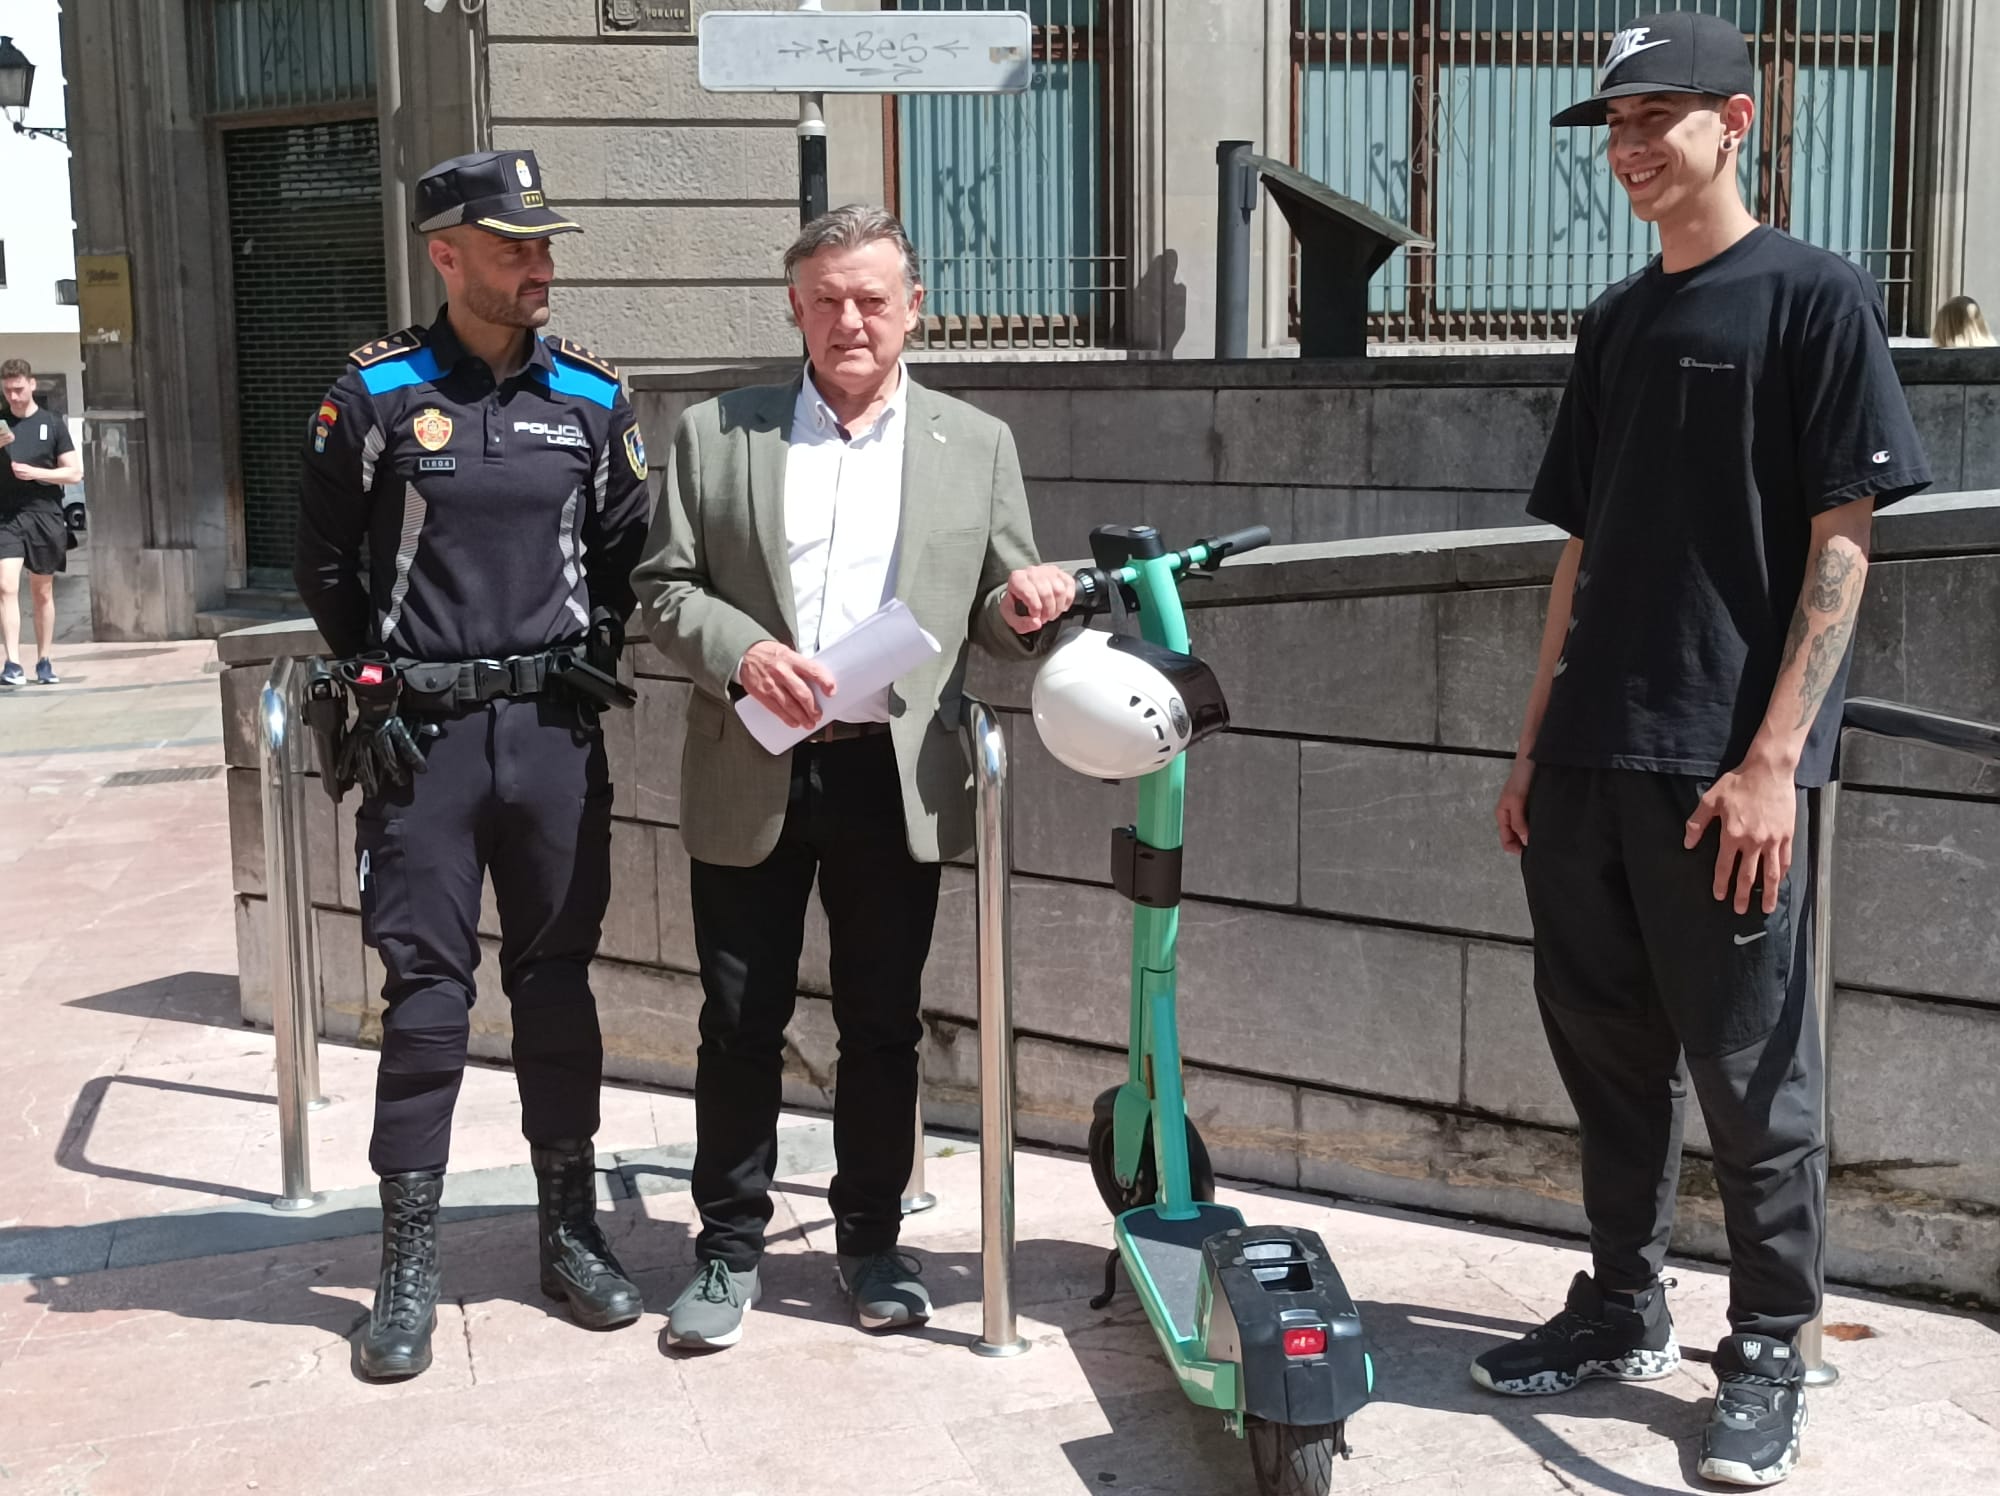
<box><xmin>964</xmin><ymin>696</ymin><xmax>1028</xmax><ymax>1358</ymax></box>
<box><xmin>259</xmin><ymin>655</ymin><xmax>329</xmax><ymax>1212</ymax></box>
<box><xmin>1801</xmin><ymin>696</ymin><xmax>2000</xmax><ymax>1386</ymax></box>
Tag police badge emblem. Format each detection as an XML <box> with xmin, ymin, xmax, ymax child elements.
<box><xmin>623</xmin><ymin>425</ymin><xmax>647</xmax><ymax>480</ymax></box>
<box><xmin>413</xmin><ymin>408</ymin><xmax>453</xmax><ymax>452</ymax></box>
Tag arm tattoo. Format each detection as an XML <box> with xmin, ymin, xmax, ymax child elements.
<box><xmin>1797</xmin><ymin>617</ymin><xmax>1856</xmax><ymax>729</ymax></box>
<box><xmin>1790</xmin><ymin>543</ymin><xmax>1866</xmax><ymax>730</ymax></box>
<box><xmin>1780</xmin><ymin>600</ymin><xmax>1811</xmax><ymax>672</ymax></box>
<box><xmin>1808</xmin><ymin>545</ymin><xmax>1858</xmax><ymax>613</ymax></box>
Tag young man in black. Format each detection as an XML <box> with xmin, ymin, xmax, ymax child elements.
<box><xmin>0</xmin><ymin>358</ymin><xmax>82</xmax><ymax>686</ymax></box>
<box><xmin>1472</xmin><ymin>12</ymin><xmax>1930</xmax><ymax>1488</ymax></box>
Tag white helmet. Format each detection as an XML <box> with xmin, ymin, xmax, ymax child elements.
<box><xmin>1030</xmin><ymin>629</ymin><xmax>1230</xmax><ymax>781</ymax></box>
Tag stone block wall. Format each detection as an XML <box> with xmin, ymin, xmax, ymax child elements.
<box><xmin>634</xmin><ymin>347</ymin><xmax>2000</xmax><ymax>550</ymax></box>
<box><xmin>483</xmin><ymin>0</ymin><xmax>801</xmax><ymax>366</ymax></box>
<box><xmin>221</xmin><ymin>490</ymin><xmax>2000</xmax><ymax>1301</ymax></box>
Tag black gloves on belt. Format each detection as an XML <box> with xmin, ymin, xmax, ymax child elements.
<box><xmin>334</xmin><ymin>655</ymin><xmax>437</xmax><ymax>797</ymax></box>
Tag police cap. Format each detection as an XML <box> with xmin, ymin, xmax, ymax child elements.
<box><xmin>413</xmin><ymin>149</ymin><xmax>581</xmax><ymax>240</ymax></box>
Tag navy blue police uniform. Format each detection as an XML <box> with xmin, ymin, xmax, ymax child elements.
<box><xmin>292</xmin><ymin>149</ymin><xmax>653</xmax><ymax>1378</ymax></box>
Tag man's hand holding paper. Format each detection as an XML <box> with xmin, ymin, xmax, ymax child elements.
<box><xmin>739</xmin><ymin>640</ymin><xmax>838</xmax><ymax>731</ymax></box>
<box><xmin>734</xmin><ymin>598</ymin><xmax>943</xmax><ymax>755</ymax></box>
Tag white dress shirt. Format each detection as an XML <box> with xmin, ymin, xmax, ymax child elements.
<box><xmin>780</xmin><ymin>364</ymin><xmax>908</xmax><ymax>723</ymax></box>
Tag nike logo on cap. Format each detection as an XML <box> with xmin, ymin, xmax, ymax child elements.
<box><xmin>1599</xmin><ymin>27</ymin><xmax>1672</xmax><ymax>86</ymax></box>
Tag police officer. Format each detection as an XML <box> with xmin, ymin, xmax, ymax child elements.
<box><xmin>294</xmin><ymin>150</ymin><xmax>653</xmax><ymax>1381</ymax></box>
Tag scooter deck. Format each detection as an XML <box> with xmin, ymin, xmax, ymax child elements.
<box><xmin>1120</xmin><ymin>1203</ymin><xmax>1242</xmax><ymax>1339</ymax></box>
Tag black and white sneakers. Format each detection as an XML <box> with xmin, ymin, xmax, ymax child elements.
<box><xmin>1472</xmin><ymin>1281</ymin><xmax>1808</xmax><ymax>1486</ymax></box>
<box><xmin>1698</xmin><ymin>1333</ymin><xmax>1808</xmax><ymax>1487</ymax></box>
<box><xmin>1470</xmin><ymin>1271</ymin><xmax>1682</xmax><ymax>1396</ymax></box>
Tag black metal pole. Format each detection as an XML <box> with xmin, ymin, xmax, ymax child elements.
<box><xmin>1215</xmin><ymin>139</ymin><xmax>1254</xmax><ymax>359</ymax></box>
<box><xmin>799</xmin><ymin>95</ymin><xmax>828</xmax><ymax>226</ymax></box>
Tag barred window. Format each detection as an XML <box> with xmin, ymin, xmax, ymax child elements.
<box><xmin>1295</xmin><ymin>1</ymin><xmax>1921</xmax><ymax>343</ymax></box>
<box><xmin>890</xmin><ymin>1</ymin><xmax>1128</xmax><ymax>351</ymax></box>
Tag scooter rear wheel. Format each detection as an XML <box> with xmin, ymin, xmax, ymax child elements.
<box><xmin>1247</xmin><ymin>1418</ymin><xmax>1344</xmax><ymax>1496</ymax></box>
<box><xmin>1085</xmin><ymin>1110</ymin><xmax>1216</xmax><ymax>1215</ymax></box>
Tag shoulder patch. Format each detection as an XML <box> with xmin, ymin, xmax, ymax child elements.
<box><xmin>348</xmin><ymin>327</ymin><xmax>425</xmax><ymax>369</ymax></box>
<box><xmin>542</xmin><ymin>336</ymin><xmax>621</xmax><ymax>410</ymax></box>
<box><xmin>549</xmin><ymin>336</ymin><xmax>621</xmax><ymax>383</ymax></box>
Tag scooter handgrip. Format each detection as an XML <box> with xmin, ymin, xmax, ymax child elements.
<box><xmin>1199</xmin><ymin>525</ymin><xmax>1272</xmax><ymax>564</ymax></box>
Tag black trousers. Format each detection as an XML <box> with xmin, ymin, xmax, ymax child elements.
<box><xmin>355</xmin><ymin>695</ymin><xmax>612</xmax><ymax>1176</ymax></box>
<box><xmin>688</xmin><ymin>733</ymin><xmax>942</xmax><ymax>1269</ymax></box>
<box><xmin>1521</xmin><ymin>765</ymin><xmax>1824</xmax><ymax>1342</ymax></box>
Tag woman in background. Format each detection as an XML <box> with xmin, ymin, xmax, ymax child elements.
<box><xmin>1932</xmin><ymin>294</ymin><xmax>1996</xmax><ymax>348</ymax></box>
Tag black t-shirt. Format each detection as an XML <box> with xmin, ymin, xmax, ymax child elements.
<box><xmin>1527</xmin><ymin>227</ymin><xmax>1932</xmax><ymax>787</ymax></box>
<box><xmin>0</xmin><ymin>406</ymin><xmax>75</xmax><ymax>516</ymax></box>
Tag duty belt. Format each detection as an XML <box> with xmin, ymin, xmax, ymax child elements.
<box><xmin>395</xmin><ymin>649</ymin><xmax>635</xmax><ymax>715</ymax></box>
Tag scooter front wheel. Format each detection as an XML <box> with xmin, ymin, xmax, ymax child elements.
<box><xmin>1085</xmin><ymin>1109</ymin><xmax>1216</xmax><ymax>1215</ymax></box>
<box><xmin>1247</xmin><ymin>1418</ymin><xmax>1345</xmax><ymax>1496</ymax></box>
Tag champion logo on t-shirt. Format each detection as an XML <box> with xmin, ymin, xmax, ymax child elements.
<box><xmin>1681</xmin><ymin>356</ymin><xmax>1737</xmax><ymax>372</ymax></box>
<box><xmin>1599</xmin><ymin>27</ymin><xmax>1672</xmax><ymax>87</ymax></box>
<box><xmin>1872</xmin><ymin>450</ymin><xmax>1893</xmax><ymax>464</ymax></box>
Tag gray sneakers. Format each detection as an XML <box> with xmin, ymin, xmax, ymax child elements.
<box><xmin>838</xmin><ymin>1251</ymin><xmax>932</xmax><ymax>1331</ymax></box>
<box><xmin>665</xmin><ymin>1259</ymin><xmax>759</xmax><ymax>1349</ymax></box>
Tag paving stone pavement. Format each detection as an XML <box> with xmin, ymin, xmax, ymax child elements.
<box><xmin>1</xmin><ymin>641</ymin><xmax>1997</xmax><ymax>1495</ymax></box>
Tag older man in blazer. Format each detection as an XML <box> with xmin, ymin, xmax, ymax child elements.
<box><xmin>633</xmin><ymin>205</ymin><xmax>1075</xmax><ymax>1349</ymax></box>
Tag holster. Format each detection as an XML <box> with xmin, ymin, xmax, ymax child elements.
<box><xmin>546</xmin><ymin>648</ymin><xmax>637</xmax><ymax>712</ymax></box>
<box><xmin>303</xmin><ymin>657</ymin><xmax>351</xmax><ymax>802</ymax></box>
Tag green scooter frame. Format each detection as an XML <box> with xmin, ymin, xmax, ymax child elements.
<box><xmin>1062</xmin><ymin>523</ymin><xmax>1374</xmax><ymax>1496</ymax></box>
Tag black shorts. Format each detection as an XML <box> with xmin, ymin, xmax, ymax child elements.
<box><xmin>0</xmin><ymin>505</ymin><xmax>70</xmax><ymax>575</ymax></box>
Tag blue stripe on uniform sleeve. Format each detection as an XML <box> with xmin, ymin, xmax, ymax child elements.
<box><xmin>542</xmin><ymin>356</ymin><xmax>619</xmax><ymax>410</ymax></box>
<box><xmin>357</xmin><ymin>346</ymin><xmax>444</xmax><ymax>395</ymax></box>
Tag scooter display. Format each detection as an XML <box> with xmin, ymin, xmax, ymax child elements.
<box><xmin>1029</xmin><ymin>522</ymin><xmax>1375</xmax><ymax>1496</ymax></box>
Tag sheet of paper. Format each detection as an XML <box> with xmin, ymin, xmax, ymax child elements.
<box><xmin>734</xmin><ymin>597</ymin><xmax>943</xmax><ymax>754</ymax></box>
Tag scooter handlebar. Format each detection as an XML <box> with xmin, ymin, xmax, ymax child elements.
<box><xmin>1193</xmin><ymin>524</ymin><xmax>1272</xmax><ymax>567</ymax></box>
<box><xmin>1026</xmin><ymin>521</ymin><xmax>1273</xmax><ymax>622</ymax></box>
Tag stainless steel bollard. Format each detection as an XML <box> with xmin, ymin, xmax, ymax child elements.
<box><xmin>1800</xmin><ymin>776</ymin><xmax>1841</xmax><ymax>1387</ymax></box>
<box><xmin>902</xmin><ymin>1097</ymin><xmax>937</xmax><ymax>1214</ymax></box>
<box><xmin>259</xmin><ymin>656</ymin><xmax>326</xmax><ymax>1212</ymax></box>
<box><xmin>965</xmin><ymin>698</ymin><xmax>1027</xmax><ymax>1358</ymax></box>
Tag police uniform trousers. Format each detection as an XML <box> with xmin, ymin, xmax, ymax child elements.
<box><xmin>1521</xmin><ymin>765</ymin><xmax>1825</xmax><ymax>1342</ymax></box>
<box><xmin>686</xmin><ymin>732</ymin><xmax>941</xmax><ymax>1271</ymax></box>
<box><xmin>355</xmin><ymin>694</ymin><xmax>612</xmax><ymax>1176</ymax></box>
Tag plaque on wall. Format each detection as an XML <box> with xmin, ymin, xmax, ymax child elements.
<box><xmin>76</xmin><ymin>256</ymin><xmax>135</xmax><ymax>348</ymax></box>
<box><xmin>599</xmin><ymin>0</ymin><xmax>693</xmax><ymax>35</ymax></box>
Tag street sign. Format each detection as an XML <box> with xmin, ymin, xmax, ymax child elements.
<box><xmin>697</xmin><ymin>9</ymin><xmax>1033</xmax><ymax>94</ymax></box>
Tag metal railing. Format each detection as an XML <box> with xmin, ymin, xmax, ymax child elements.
<box><xmin>256</xmin><ymin>666</ymin><xmax>1025</xmax><ymax>1340</ymax></box>
<box><xmin>965</xmin><ymin>696</ymin><xmax>1028</xmax><ymax>1357</ymax></box>
<box><xmin>1802</xmin><ymin>695</ymin><xmax>2000</xmax><ymax>1385</ymax></box>
<box><xmin>902</xmin><ymin>1104</ymin><xmax>938</xmax><ymax>1215</ymax></box>
<box><xmin>260</xmin><ymin>655</ymin><xmax>328</xmax><ymax>1211</ymax></box>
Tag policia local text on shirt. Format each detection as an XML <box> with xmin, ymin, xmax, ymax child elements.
<box><xmin>291</xmin><ymin>150</ymin><xmax>651</xmax><ymax>1382</ymax></box>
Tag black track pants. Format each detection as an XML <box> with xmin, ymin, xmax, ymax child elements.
<box><xmin>1521</xmin><ymin>765</ymin><xmax>1824</xmax><ymax>1341</ymax></box>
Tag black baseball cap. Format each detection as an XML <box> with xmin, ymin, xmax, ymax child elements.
<box><xmin>1552</xmin><ymin>12</ymin><xmax>1756</xmax><ymax>128</ymax></box>
<box><xmin>413</xmin><ymin>149</ymin><xmax>581</xmax><ymax>239</ymax></box>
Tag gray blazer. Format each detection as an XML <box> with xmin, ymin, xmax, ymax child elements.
<box><xmin>631</xmin><ymin>373</ymin><xmax>1054</xmax><ymax>867</ymax></box>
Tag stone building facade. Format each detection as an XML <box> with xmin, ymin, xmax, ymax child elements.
<box><xmin>56</xmin><ymin>0</ymin><xmax>2000</xmax><ymax>637</ymax></box>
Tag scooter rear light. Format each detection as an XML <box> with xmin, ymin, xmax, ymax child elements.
<box><xmin>1283</xmin><ymin>1327</ymin><xmax>1327</xmax><ymax>1358</ymax></box>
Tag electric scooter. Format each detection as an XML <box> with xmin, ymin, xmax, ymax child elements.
<box><xmin>1046</xmin><ymin>523</ymin><xmax>1375</xmax><ymax>1496</ymax></box>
